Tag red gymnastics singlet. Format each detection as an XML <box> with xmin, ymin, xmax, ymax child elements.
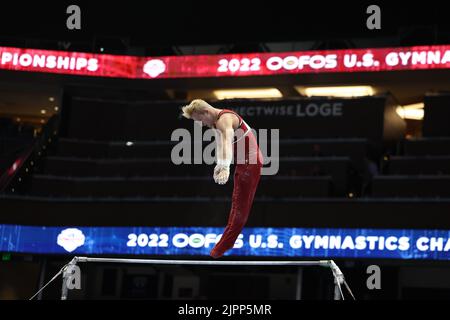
<box><xmin>210</xmin><ymin>109</ymin><xmax>263</xmax><ymax>258</ymax></box>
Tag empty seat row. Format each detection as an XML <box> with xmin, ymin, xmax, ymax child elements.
<box><xmin>383</xmin><ymin>156</ymin><xmax>450</xmax><ymax>175</ymax></box>
<box><xmin>57</xmin><ymin>138</ymin><xmax>369</xmax><ymax>161</ymax></box>
<box><xmin>30</xmin><ymin>175</ymin><xmax>333</xmax><ymax>198</ymax></box>
<box><xmin>372</xmin><ymin>175</ymin><xmax>450</xmax><ymax>198</ymax></box>
<box><xmin>41</xmin><ymin>156</ymin><xmax>352</xmax><ymax>194</ymax></box>
<box><xmin>57</xmin><ymin>138</ymin><xmax>367</xmax><ymax>172</ymax></box>
<box><xmin>4</xmin><ymin>191</ymin><xmax>449</xmax><ymax>228</ymax></box>
<box><xmin>403</xmin><ymin>138</ymin><xmax>450</xmax><ymax>156</ymax></box>
<box><xmin>57</xmin><ymin>138</ymin><xmax>179</xmax><ymax>159</ymax></box>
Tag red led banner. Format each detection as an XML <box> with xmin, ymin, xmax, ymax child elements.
<box><xmin>1</xmin><ymin>45</ymin><xmax>450</xmax><ymax>79</ymax></box>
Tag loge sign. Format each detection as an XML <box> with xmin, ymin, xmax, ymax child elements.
<box><xmin>1</xmin><ymin>45</ymin><xmax>450</xmax><ymax>79</ymax></box>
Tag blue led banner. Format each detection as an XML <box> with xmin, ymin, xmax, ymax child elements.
<box><xmin>1</xmin><ymin>224</ymin><xmax>449</xmax><ymax>260</ymax></box>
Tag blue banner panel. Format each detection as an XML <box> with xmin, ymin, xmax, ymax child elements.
<box><xmin>1</xmin><ymin>224</ymin><xmax>450</xmax><ymax>260</ymax></box>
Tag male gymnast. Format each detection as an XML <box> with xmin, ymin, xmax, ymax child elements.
<box><xmin>181</xmin><ymin>99</ymin><xmax>263</xmax><ymax>258</ymax></box>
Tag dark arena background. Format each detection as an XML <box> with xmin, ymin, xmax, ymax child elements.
<box><xmin>1</xmin><ymin>1</ymin><xmax>450</xmax><ymax>307</ymax></box>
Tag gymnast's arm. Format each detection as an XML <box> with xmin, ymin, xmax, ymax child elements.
<box><xmin>214</xmin><ymin>116</ymin><xmax>234</xmax><ymax>185</ymax></box>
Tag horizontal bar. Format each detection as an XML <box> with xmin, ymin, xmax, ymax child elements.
<box><xmin>73</xmin><ymin>256</ymin><xmax>332</xmax><ymax>267</ymax></box>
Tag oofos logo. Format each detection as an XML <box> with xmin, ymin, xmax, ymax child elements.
<box><xmin>172</xmin><ymin>233</ymin><xmax>244</xmax><ymax>249</ymax></box>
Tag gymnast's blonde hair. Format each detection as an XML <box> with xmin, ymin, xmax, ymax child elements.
<box><xmin>181</xmin><ymin>99</ymin><xmax>212</xmax><ymax>119</ymax></box>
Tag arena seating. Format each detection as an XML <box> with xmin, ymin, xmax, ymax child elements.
<box><xmin>372</xmin><ymin>175</ymin><xmax>450</xmax><ymax>198</ymax></box>
<box><xmin>30</xmin><ymin>175</ymin><xmax>332</xmax><ymax>198</ymax></box>
<box><xmin>34</xmin><ymin>143</ymin><xmax>354</xmax><ymax>196</ymax></box>
<box><xmin>5</xmin><ymin>93</ymin><xmax>450</xmax><ymax>228</ymax></box>
<box><xmin>374</xmin><ymin>94</ymin><xmax>450</xmax><ymax>198</ymax></box>
<box><xmin>403</xmin><ymin>137</ymin><xmax>450</xmax><ymax>156</ymax></box>
<box><xmin>422</xmin><ymin>93</ymin><xmax>450</xmax><ymax>137</ymax></box>
<box><xmin>384</xmin><ymin>156</ymin><xmax>450</xmax><ymax>175</ymax></box>
<box><xmin>0</xmin><ymin>117</ymin><xmax>35</xmax><ymax>177</ymax></box>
